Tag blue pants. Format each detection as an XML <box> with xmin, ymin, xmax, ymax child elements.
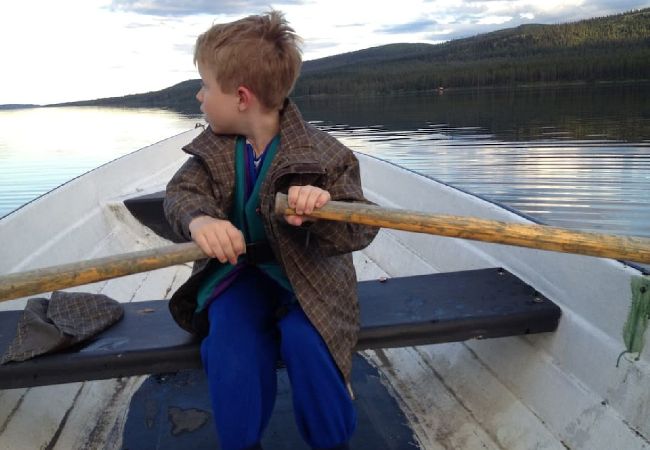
<box><xmin>200</xmin><ymin>268</ymin><xmax>356</xmax><ymax>450</ymax></box>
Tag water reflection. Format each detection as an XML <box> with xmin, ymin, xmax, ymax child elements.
<box><xmin>0</xmin><ymin>107</ymin><xmax>200</xmax><ymax>217</ymax></box>
<box><xmin>295</xmin><ymin>84</ymin><xmax>650</xmax><ymax>237</ymax></box>
<box><xmin>295</xmin><ymin>83</ymin><xmax>650</xmax><ymax>143</ymax></box>
<box><xmin>1</xmin><ymin>84</ymin><xmax>648</xmax><ymax>240</ymax></box>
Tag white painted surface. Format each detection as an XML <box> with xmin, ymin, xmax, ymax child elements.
<box><xmin>357</xmin><ymin>153</ymin><xmax>649</xmax><ymax>449</ymax></box>
<box><xmin>0</xmin><ymin>129</ymin><xmax>199</xmax><ymax>450</ymax></box>
<box><xmin>0</xmin><ymin>132</ymin><xmax>648</xmax><ymax>449</ymax></box>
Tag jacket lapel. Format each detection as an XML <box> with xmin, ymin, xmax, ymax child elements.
<box><xmin>182</xmin><ymin>129</ymin><xmax>238</xmax><ymax>183</ymax></box>
<box><xmin>264</xmin><ymin>100</ymin><xmax>324</xmax><ymax>190</ymax></box>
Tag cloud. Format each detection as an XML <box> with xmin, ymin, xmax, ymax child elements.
<box><xmin>427</xmin><ymin>22</ymin><xmax>514</xmax><ymax>41</ymax></box>
<box><xmin>335</xmin><ymin>23</ymin><xmax>367</xmax><ymax>28</ymax></box>
<box><xmin>380</xmin><ymin>19</ymin><xmax>438</xmax><ymax>34</ymax></box>
<box><xmin>110</xmin><ymin>0</ymin><xmax>306</xmax><ymax>17</ymax></box>
<box><xmin>585</xmin><ymin>0</ymin><xmax>649</xmax><ymax>14</ymax></box>
<box><xmin>174</xmin><ymin>42</ymin><xmax>195</xmax><ymax>54</ymax></box>
<box><xmin>125</xmin><ymin>22</ymin><xmax>158</xmax><ymax>29</ymax></box>
<box><xmin>303</xmin><ymin>39</ymin><xmax>340</xmax><ymax>53</ymax></box>
<box><xmin>418</xmin><ymin>0</ymin><xmax>650</xmax><ymax>42</ymax></box>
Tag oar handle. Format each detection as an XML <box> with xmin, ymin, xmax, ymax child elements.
<box><xmin>0</xmin><ymin>242</ymin><xmax>206</xmax><ymax>302</ymax></box>
<box><xmin>275</xmin><ymin>193</ymin><xmax>650</xmax><ymax>264</ymax></box>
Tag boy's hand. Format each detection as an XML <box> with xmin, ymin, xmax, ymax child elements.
<box><xmin>189</xmin><ymin>216</ymin><xmax>245</xmax><ymax>265</ymax></box>
<box><xmin>285</xmin><ymin>185</ymin><xmax>331</xmax><ymax>226</ymax></box>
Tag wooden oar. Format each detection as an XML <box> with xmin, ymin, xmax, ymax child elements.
<box><xmin>275</xmin><ymin>193</ymin><xmax>650</xmax><ymax>263</ymax></box>
<box><xmin>0</xmin><ymin>243</ymin><xmax>205</xmax><ymax>302</ymax></box>
<box><xmin>1</xmin><ymin>193</ymin><xmax>649</xmax><ymax>302</ymax></box>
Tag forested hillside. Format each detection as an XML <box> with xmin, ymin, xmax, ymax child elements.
<box><xmin>295</xmin><ymin>8</ymin><xmax>650</xmax><ymax>95</ymax></box>
<box><xmin>51</xmin><ymin>8</ymin><xmax>649</xmax><ymax>109</ymax></box>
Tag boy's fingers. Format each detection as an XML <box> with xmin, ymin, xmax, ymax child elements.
<box><xmin>284</xmin><ymin>214</ymin><xmax>304</xmax><ymax>226</ymax></box>
<box><xmin>215</xmin><ymin>230</ymin><xmax>238</xmax><ymax>265</ymax></box>
<box><xmin>189</xmin><ymin>218</ymin><xmax>246</xmax><ymax>264</ymax></box>
<box><xmin>294</xmin><ymin>191</ymin><xmax>309</xmax><ymax>215</ymax></box>
<box><xmin>287</xmin><ymin>186</ymin><xmax>330</xmax><ymax>214</ymax></box>
<box><xmin>287</xmin><ymin>185</ymin><xmax>301</xmax><ymax>208</ymax></box>
<box><xmin>194</xmin><ymin>234</ymin><xmax>215</xmax><ymax>258</ymax></box>
<box><xmin>296</xmin><ymin>185</ymin><xmax>319</xmax><ymax>214</ymax></box>
<box><xmin>226</xmin><ymin>226</ymin><xmax>246</xmax><ymax>257</ymax></box>
<box><xmin>315</xmin><ymin>190</ymin><xmax>331</xmax><ymax>208</ymax></box>
<box><xmin>303</xmin><ymin>188</ymin><xmax>323</xmax><ymax>214</ymax></box>
<box><xmin>206</xmin><ymin>233</ymin><xmax>228</xmax><ymax>263</ymax></box>
<box><xmin>289</xmin><ymin>186</ymin><xmax>309</xmax><ymax>213</ymax></box>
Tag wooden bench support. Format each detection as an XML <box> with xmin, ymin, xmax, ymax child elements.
<box><xmin>0</xmin><ymin>268</ymin><xmax>560</xmax><ymax>390</ymax></box>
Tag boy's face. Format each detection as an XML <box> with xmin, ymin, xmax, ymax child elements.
<box><xmin>196</xmin><ymin>62</ymin><xmax>241</xmax><ymax>134</ymax></box>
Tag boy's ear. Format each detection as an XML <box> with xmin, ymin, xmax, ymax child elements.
<box><xmin>236</xmin><ymin>86</ymin><xmax>254</xmax><ymax>111</ymax></box>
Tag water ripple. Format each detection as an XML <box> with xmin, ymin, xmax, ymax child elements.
<box><xmin>324</xmin><ymin>126</ymin><xmax>650</xmax><ymax>237</ymax></box>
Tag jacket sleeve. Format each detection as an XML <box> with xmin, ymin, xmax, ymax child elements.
<box><xmin>163</xmin><ymin>156</ymin><xmax>227</xmax><ymax>241</ymax></box>
<box><xmin>303</xmin><ymin>150</ymin><xmax>380</xmax><ymax>256</ymax></box>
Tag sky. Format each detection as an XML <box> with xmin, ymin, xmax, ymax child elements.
<box><xmin>1</xmin><ymin>0</ymin><xmax>647</xmax><ymax>105</ymax></box>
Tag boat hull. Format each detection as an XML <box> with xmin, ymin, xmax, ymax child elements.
<box><xmin>0</xmin><ymin>130</ymin><xmax>648</xmax><ymax>449</ymax></box>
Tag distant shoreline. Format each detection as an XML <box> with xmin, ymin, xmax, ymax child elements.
<box><xmin>3</xmin><ymin>79</ymin><xmax>649</xmax><ymax>111</ymax></box>
<box><xmin>0</xmin><ymin>104</ymin><xmax>40</xmax><ymax>110</ymax></box>
<box><xmin>291</xmin><ymin>79</ymin><xmax>650</xmax><ymax>99</ymax></box>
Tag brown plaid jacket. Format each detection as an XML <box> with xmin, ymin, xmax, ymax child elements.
<box><xmin>163</xmin><ymin>100</ymin><xmax>378</xmax><ymax>380</ymax></box>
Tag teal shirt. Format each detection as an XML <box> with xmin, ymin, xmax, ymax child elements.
<box><xmin>195</xmin><ymin>135</ymin><xmax>292</xmax><ymax>312</ymax></box>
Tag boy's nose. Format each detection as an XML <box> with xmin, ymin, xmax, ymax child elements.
<box><xmin>196</xmin><ymin>90</ymin><xmax>203</xmax><ymax>102</ymax></box>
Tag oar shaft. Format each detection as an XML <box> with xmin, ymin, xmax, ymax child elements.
<box><xmin>0</xmin><ymin>242</ymin><xmax>205</xmax><ymax>302</ymax></box>
<box><xmin>2</xmin><ymin>195</ymin><xmax>648</xmax><ymax>303</ymax></box>
<box><xmin>275</xmin><ymin>193</ymin><xmax>650</xmax><ymax>264</ymax></box>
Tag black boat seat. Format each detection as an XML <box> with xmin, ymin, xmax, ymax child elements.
<box><xmin>0</xmin><ymin>268</ymin><xmax>560</xmax><ymax>389</ymax></box>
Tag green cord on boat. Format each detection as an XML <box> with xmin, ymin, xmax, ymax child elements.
<box><xmin>617</xmin><ymin>275</ymin><xmax>650</xmax><ymax>367</ymax></box>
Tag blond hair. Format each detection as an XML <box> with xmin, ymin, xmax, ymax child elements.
<box><xmin>194</xmin><ymin>10</ymin><xmax>303</xmax><ymax>110</ymax></box>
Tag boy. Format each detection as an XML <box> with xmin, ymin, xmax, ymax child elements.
<box><xmin>164</xmin><ymin>10</ymin><xmax>378</xmax><ymax>450</ymax></box>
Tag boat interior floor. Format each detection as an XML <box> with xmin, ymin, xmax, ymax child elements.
<box><xmin>0</xmin><ymin>268</ymin><xmax>560</xmax><ymax>390</ymax></box>
<box><xmin>121</xmin><ymin>355</ymin><xmax>420</xmax><ymax>450</ymax></box>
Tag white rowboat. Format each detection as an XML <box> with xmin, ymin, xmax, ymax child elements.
<box><xmin>0</xmin><ymin>128</ymin><xmax>648</xmax><ymax>449</ymax></box>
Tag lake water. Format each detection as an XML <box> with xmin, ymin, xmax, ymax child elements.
<box><xmin>1</xmin><ymin>83</ymin><xmax>649</xmax><ymax>238</ymax></box>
